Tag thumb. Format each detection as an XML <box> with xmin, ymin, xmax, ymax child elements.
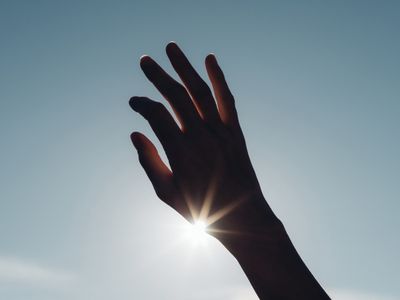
<box><xmin>131</xmin><ymin>132</ymin><xmax>177</xmax><ymax>208</ymax></box>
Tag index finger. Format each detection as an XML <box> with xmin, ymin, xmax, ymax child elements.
<box><xmin>140</xmin><ymin>55</ymin><xmax>201</xmax><ymax>132</ymax></box>
<box><xmin>166</xmin><ymin>42</ymin><xmax>221</xmax><ymax>124</ymax></box>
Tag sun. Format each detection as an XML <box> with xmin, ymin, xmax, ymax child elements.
<box><xmin>192</xmin><ymin>220</ymin><xmax>207</xmax><ymax>236</ymax></box>
<box><xmin>183</xmin><ymin>219</ymin><xmax>209</xmax><ymax>246</ymax></box>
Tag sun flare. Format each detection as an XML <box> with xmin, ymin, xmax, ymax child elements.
<box><xmin>183</xmin><ymin>220</ymin><xmax>209</xmax><ymax>246</ymax></box>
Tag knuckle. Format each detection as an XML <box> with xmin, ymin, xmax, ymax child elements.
<box><xmin>170</xmin><ymin>83</ymin><xmax>186</xmax><ymax>96</ymax></box>
<box><xmin>148</xmin><ymin>101</ymin><xmax>166</xmax><ymax>117</ymax></box>
<box><xmin>153</xmin><ymin>101</ymin><xmax>166</xmax><ymax>111</ymax></box>
<box><xmin>223</xmin><ymin>90</ymin><xmax>235</xmax><ymax>104</ymax></box>
<box><xmin>193</xmin><ymin>84</ymin><xmax>212</xmax><ymax>99</ymax></box>
<box><xmin>155</xmin><ymin>188</ymin><xmax>169</xmax><ymax>201</ymax></box>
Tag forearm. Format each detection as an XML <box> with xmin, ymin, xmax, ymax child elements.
<box><xmin>216</xmin><ymin>196</ymin><xmax>330</xmax><ymax>300</ymax></box>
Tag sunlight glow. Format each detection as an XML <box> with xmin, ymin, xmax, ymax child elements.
<box><xmin>183</xmin><ymin>220</ymin><xmax>209</xmax><ymax>246</ymax></box>
<box><xmin>193</xmin><ymin>220</ymin><xmax>207</xmax><ymax>234</ymax></box>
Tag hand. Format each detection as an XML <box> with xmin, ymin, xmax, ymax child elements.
<box><xmin>129</xmin><ymin>42</ymin><xmax>330</xmax><ymax>299</ymax></box>
<box><xmin>129</xmin><ymin>42</ymin><xmax>277</xmax><ymax>240</ymax></box>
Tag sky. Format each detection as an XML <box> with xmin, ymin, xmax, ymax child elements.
<box><xmin>0</xmin><ymin>0</ymin><xmax>399</xmax><ymax>299</ymax></box>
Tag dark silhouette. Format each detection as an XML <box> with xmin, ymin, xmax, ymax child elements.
<box><xmin>129</xmin><ymin>42</ymin><xmax>330</xmax><ymax>299</ymax></box>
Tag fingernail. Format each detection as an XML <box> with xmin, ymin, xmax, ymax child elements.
<box><xmin>166</xmin><ymin>41</ymin><xmax>179</xmax><ymax>54</ymax></box>
<box><xmin>140</xmin><ymin>55</ymin><xmax>153</xmax><ymax>66</ymax></box>
<box><xmin>129</xmin><ymin>97</ymin><xmax>139</xmax><ymax>111</ymax></box>
<box><xmin>139</xmin><ymin>54</ymin><xmax>149</xmax><ymax>61</ymax></box>
<box><xmin>130</xmin><ymin>132</ymin><xmax>141</xmax><ymax>149</ymax></box>
<box><xmin>210</xmin><ymin>53</ymin><xmax>217</xmax><ymax>62</ymax></box>
<box><xmin>206</xmin><ymin>53</ymin><xmax>217</xmax><ymax>64</ymax></box>
<box><xmin>167</xmin><ymin>41</ymin><xmax>178</xmax><ymax>48</ymax></box>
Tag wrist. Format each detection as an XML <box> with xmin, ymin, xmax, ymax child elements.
<box><xmin>219</xmin><ymin>214</ymin><xmax>289</xmax><ymax>259</ymax></box>
<box><xmin>206</xmin><ymin>192</ymin><xmax>287</xmax><ymax>252</ymax></box>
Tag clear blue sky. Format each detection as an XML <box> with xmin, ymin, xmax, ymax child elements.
<box><xmin>0</xmin><ymin>1</ymin><xmax>399</xmax><ymax>299</ymax></box>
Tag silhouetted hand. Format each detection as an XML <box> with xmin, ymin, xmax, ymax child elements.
<box><xmin>129</xmin><ymin>42</ymin><xmax>275</xmax><ymax>238</ymax></box>
<box><xmin>129</xmin><ymin>42</ymin><xmax>330</xmax><ymax>300</ymax></box>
